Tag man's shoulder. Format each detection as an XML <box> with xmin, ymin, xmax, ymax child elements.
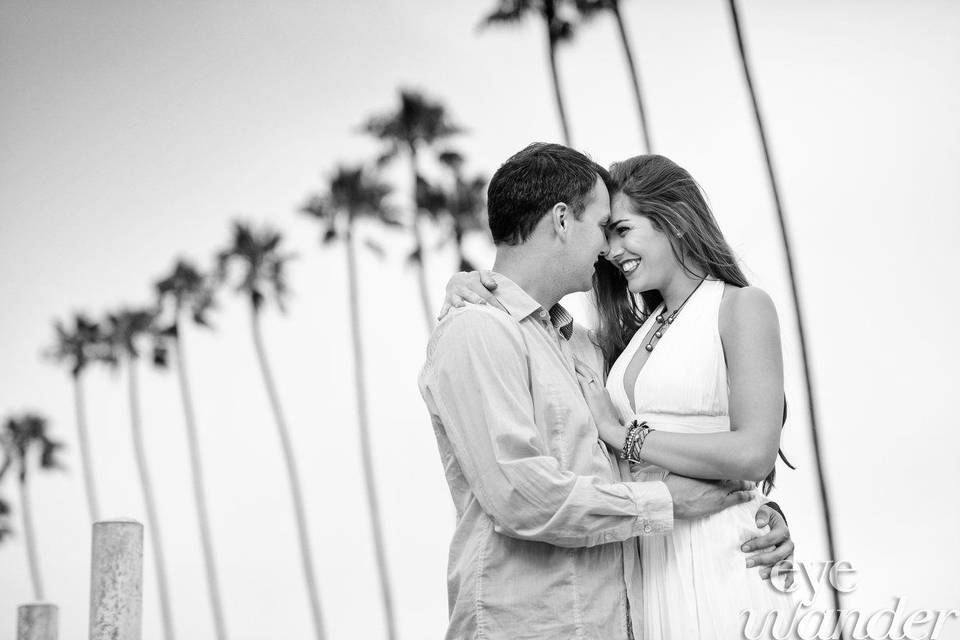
<box><xmin>426</xmin><ymin>304</ymin><xmax>525</xmax><ymax>358</ymax></box>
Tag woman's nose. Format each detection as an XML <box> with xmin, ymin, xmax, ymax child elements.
<box><xmin>607</xmin><ymin>238</ymin><xmax>623</xmax><ymax>259</ymax></box>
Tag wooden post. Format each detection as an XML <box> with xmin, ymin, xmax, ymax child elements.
<box><xmin>89</xmin><ymin>519</ymin><xmax>143</xmax><ymax>640</ymax></box>
<box><xmin>17</xmin><ymin>604</ymin><xmax>58</xmax><ymax>640</ymax></box>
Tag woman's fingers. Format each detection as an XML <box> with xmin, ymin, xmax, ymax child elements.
<box><xmin>479</xmin><ymin>270</ymin><xmax>498</xmax><ymax>291</ymax></box>
<box><xmin>573</xmin><ymin>358</ymin><xmax>600</xmax><ymax>382</ymax></box>
<box><xmin>437</xmin><ymin>302</ymin><xmax>451</xmax><ymax>321</ymax></box>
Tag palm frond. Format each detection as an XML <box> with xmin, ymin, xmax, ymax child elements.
<box><xmin>361</xmin><ymin>90</ymin><xmax>461</xmax><ymax>155</ymax></box>
<box><xmin>218</xmin><ymin>220</ymin><xmax>296</xmax><ymax>313</ymax></box>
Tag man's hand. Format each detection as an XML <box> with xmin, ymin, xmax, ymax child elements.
<box><xmin>663</xmin><ymin>474</ymin><xmax>754</xmax><ymax>520</ymax></box>
<box><xmin>437</xmin><ymin>270</ymin><xmax>498</xmax><ymax>320</ymax></box>
<box><xmin>742</xmin><ymin>504</ymin><xmax>795</xmax><ymax>584</ymax></box>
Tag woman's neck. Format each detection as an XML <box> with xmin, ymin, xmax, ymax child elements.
<box><xmin>660</xmin><ymin>268</ymin><xmax>707</xmax><ymax>313</ymax></box>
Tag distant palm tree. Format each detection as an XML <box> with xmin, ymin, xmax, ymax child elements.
<box><xmin>216</xmin><ymin>221</ymin><xmax>326</xmax><ymax>640</ymax></box>
<box><xmin>362</xmin><ymin>89</ymin><xmax>461</xmax><ymax>333</ymax></box>
<box><xmin>572</xmin><ymin>0</ymin><xmax>653</xmax><ymax>152</ymax></box>
<box><xmin>437</xmin><ymin>150</ymin><xmax>488</xmax><ymax>271</ymax></box>
<box><xmin>103</xmin><ymin>308</ymin><xmax>176</xmax><ymax>640</ymax></box>
<box><xmin>0</xmin><ymin>413</ymin><xmax>64</xmax><ymax>600</ymax></box>
<box><xmin>480</xmin><ymin>0</ymin><xmax>576</xmax><ymax>145</ymax></box>
<box><xmin>725</xmin><ymin>0</ymin><xmax>844</xmax><ymax>628</ymax></box>
<box><xmin>302</xmin><ymin>165</ymin><xmax>399</xmax><ymax>640</ymax></box>
<box><xmin>154</xmin><ymin>260</ymin><xmax>228</xmax><ymax>640</ymax></box>
<box><xmin>0</xmin><ymin>495</ymin><xmax>11</xmax><ymax>544</ymax></box>
<box><xmin>46</xmin><ymin>314</ymin><xmax>104</xmax><ymax>523</ymax></box>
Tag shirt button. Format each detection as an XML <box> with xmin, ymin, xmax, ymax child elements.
<box><xmin>539</xmin><ymin>310</ymin><xmax>548</xmax><ymax>319</ymax></box>
<box><xmin>643</xmin><ymin>522</ymin><xmax>653</xmax><ymax>534</ymax></box>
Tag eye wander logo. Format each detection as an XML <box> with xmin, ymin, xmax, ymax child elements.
<box><xmin>740</xmin><ymin>561</ymin><xmax>959</xmax><ymax>640</ymax></box>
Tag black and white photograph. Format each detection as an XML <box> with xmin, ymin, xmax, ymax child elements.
<box><xmin>1</xmin><ymin>1</ymin><xmax>958</xmax><ymax>638</ymax></box>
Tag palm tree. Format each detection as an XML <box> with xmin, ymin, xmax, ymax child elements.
<box><xmin>725</xmin><ymin>0</ymin><xmax>844</xmax><ymax>627</ymax></box>
<box><xmin>216</xmin><ymin>221</ymin><xmax>326</xmax><ymax>640</ymax></box>
<box><xmin>154</xmin><ymin>260</ymin><xmax>228</xmax><ymax>640</ymax></box>
<box><xmin>301</xmin><ymin>166</ymin><xmax>399</xmax><ymax>640</ymax></box>
<box><xmin>0</xmin><ymin>413</ymin><xmax>64</xmax><ymax>600</ymax></box>
<box><xmin>437</xmin><ymin>150</ymin><xmax>488</xmax><ymax>271</ymax></box>
<box><xmin>102</xmin><ymin>308</ymin><xmax>176</xmax><ymax>640</ymax></box>
<box><xmin>0</xmin><ymin>495</ymin><xmax>12</xmax><ymax>544</ymax></box>
<box><xmin>480</xmin><ymin>0</ymin><xmax>575</xmax><ymax>145</ymax></box>
<box><xmin>46</xmin><ymin>314</ymin><xmax>104</xmax><ymax>523</ymax></box>
<box><xmin>361</xmin><ymin>89</ymin><xmax>461</xmax><ymax>333</ymax></box>
<box><xmin>572</xmin><ymin>0</ymin><xmax>653</xmax><ymax>152</ymax></box>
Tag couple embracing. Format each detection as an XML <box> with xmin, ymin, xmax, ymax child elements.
<box><xmin>419</xmin><ymin>142</ymin><xmax>797</xmax><ymax>639</ymax></box>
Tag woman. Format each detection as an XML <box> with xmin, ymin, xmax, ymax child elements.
<box><xmin>443</xmin><ymin>154</ymin><xmax>795</xmax><ymax>638</ymax></box>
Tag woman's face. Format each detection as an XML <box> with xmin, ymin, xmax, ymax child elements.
<box><xmin>605</xmin><ymin>192</ymin><xmax>679</xmax><ymax>294</ymax></box>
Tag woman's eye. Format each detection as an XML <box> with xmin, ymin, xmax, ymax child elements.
<box><xmin>615</xmin><ymin>225</ymin><xmax>628</xmax><ymax>236</ymax></box>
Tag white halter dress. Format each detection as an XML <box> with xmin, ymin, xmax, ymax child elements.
<box><xmin>605</xmin><ymin>279</ymin><xmax>795</xmax><ymax>638</ymax></box>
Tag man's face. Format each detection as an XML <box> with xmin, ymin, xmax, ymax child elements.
<box><xmin>565</xmin><ymin>176</ymin><xmax>611</xmax><ymax>292</ymax></box>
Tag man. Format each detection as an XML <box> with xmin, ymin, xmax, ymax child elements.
<box><xmin>419</xmin><ymin>143</ymin><xmax>792</xmax><ymax>639</ymax></box>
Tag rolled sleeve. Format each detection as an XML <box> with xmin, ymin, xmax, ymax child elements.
<box><xmin>624</xmin><ymin>480</ymin><xmax>673</xmax><ymax>535</ymax></box>
<box><xmin>420</xmin><ymin>308</ymin><xmax>672</xmax><ymax>547</ymax></box>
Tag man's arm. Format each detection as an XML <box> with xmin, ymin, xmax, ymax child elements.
<box><xmin>421</xmin><ymin>307</ymin><xmax>676</xmax><ymax>548</ymax></box>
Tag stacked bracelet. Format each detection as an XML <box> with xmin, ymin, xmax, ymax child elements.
<box><xmin>620</xmin><ymin>419</ymin><xmax>655</xmax><ymax>463</ymax></box>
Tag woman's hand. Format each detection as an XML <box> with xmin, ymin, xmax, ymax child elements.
<box><xmin>573</xmin><ymin>359</ymin><xmax>626</xmax><ymax>449</ymax></box>
<box><xmin>437</xmin><ymin>270</ymin><xmax>499</xmax><ymax>320</ymax></box>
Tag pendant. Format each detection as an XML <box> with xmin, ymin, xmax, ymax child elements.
<box><xmin>656</xmin><ymin>315</ymin><xmax>663</xmax><ymax>323</ymax></box>
<box><xmin>667</xmin><ymin>316</ymin><xmax>674</xmax><ymax>324</ymax></box>
<box><xmin>655</xmin><ymin>331</ymin><xmax>662</xmax><ymax>338</ymax></box>
<box><xmin>645</xmin><ymin>344</ymin><xmax>653</xmax><ymax>352</ymax></box>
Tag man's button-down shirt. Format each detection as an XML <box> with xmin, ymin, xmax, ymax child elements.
<box><xmin>419</xmin><ymin>274</ymin><xmax>673</xmax><ymax>639</ymax></box>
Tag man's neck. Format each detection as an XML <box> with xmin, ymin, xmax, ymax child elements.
<box><xmin>493</xmin><ymin>246</ymin><xmax>569</xmax><ymax>310</ymax></box>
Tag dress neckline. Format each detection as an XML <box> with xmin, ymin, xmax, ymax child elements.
<box><xmin>619</xmin><ymin>280</ymin><xmax>721</xmax><ymax>413</ymax></box>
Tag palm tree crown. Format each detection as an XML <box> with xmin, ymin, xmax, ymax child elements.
<box><xmin>362</xmin><ymin>90</ymin><xmax>461</xmax><ymax>164</ymax></box>
<box><xmin>102</xmin><ymin>308</ymin><xmax>163</xmax><ymax>367</ymax></box>
<box><xmin>216</xmin><ymin>222</ymin><xmax>295</xmax><ymax>313</ymax></box>
<box><xmin>156</xmin><ymin>260</ymin><xmax>217</xmax><ymax>329</ymax></box>
<box><xmin>0</xmin><ymin>414</ymin><xmax>63</xmax><ymax>484</ymax></box>
<box><xmin>481</xmin><ymin>0</ymin><xmax>574</xmax><ymax>40</ymax></box>
<box><xmin>47</xmin><ymin>314</ymin><xmax>104</xmax><ymax>377</ymax></box>
<box><xmin>301</xmin><ymin>166</ymin><xmax>395</xmax><ymax>239</ymax></box>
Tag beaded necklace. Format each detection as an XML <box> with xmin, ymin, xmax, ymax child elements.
<box><xmin>643</xmin><ymin>277</ymin><xmax>707</xmax><ymax>353</ymax></box>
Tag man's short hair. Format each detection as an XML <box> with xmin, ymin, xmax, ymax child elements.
<box><xmin>487</xmin><ymin>142</ymin><xmax>612</xmax><ymax>245</ymax></box>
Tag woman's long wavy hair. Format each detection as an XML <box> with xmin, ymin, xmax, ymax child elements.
<box><xmin>594</xmin><ymin>154</ymin><xmax>787</xmax><ymax>493</ymax></box>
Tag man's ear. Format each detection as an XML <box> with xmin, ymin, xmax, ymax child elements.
<box><xmin>551</xmin><ymin>202</ymin><xmax>569</xmax><ymax>240</ymax></box>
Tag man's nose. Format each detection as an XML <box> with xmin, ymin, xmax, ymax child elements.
<box><xmin>598</xmin><ymin>235</ymin><xmax>610</xmax><ymax>258</ymax></box>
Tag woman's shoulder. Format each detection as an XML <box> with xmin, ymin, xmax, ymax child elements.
<box><xmin>718</xmin><ymin>284</ymin><xmax>779</xmax><ymax>334</ymax></box>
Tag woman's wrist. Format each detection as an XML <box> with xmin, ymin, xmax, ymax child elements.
<box><xmin>620</xmin><ymin>420</ymin><xmax>655</xmax><ymax>463</ymax></box>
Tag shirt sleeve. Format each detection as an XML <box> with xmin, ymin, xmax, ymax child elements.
<box><xmin>420</xmin><ymin>308</ymin><xmax>673</xmax><ymax>548</ymax></box>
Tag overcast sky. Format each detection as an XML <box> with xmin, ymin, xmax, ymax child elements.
<box><xmin>2</xmin><ymin>1</ymin><xmax>959</xmax><ymax>638</ymax></box>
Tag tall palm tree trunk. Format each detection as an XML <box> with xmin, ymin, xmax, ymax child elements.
<box><xmin>610</xmin><ymin>2</ymin><xmax>653</xmax><ymax>153</ymax></box>
<box><xmin>726</xmin><ymin>0</ymin><xmax>843</xmax><ymax>626</ymax></box>
<box><xmin>410</xmin><ymin>147</ymin><xmax>437</xmax><ymax>334</ymax></box>
<box><xmin>172</xmin><ymin>329</ymin><xmax>229</xmax><ymax>640</ymax></box>
<box><xmin>249</xmin><ymin>307</ymin><xmax>326</xmax><ymax>640</ymax></box>
<box><xmin>346</xmin><ymin>225</ymin><xmax>398</xmax><ymax>640</ymax></box>
<box><xmin>126</xmin><ymin>358</ymin><xmax>176</xmax><ymax>640</ymax></box>
<box><xmin>544</xmin><ymin>34</ymin><xmax>572</xmax><ymax>146</ymax></box>
<box><xmin>72</xmin><ymin>374</ymin><xmax>101</xmax><ymax>523</ymax></box>
<box><xmin>17</xmin><ymin>477</ymin><xmax>44</xmax><ymax>600</ymax></box>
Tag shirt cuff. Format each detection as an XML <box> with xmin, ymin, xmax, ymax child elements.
<box><xmin>628</xmin><ymin>480</ymin><xmax>673</xmax><ymax>535</ymax></box>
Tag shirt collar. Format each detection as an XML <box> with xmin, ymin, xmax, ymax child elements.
<box><xmin>490</xmin><ymin>273</ymin><xmax>575</xmax><ymax>341</ymax></box>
